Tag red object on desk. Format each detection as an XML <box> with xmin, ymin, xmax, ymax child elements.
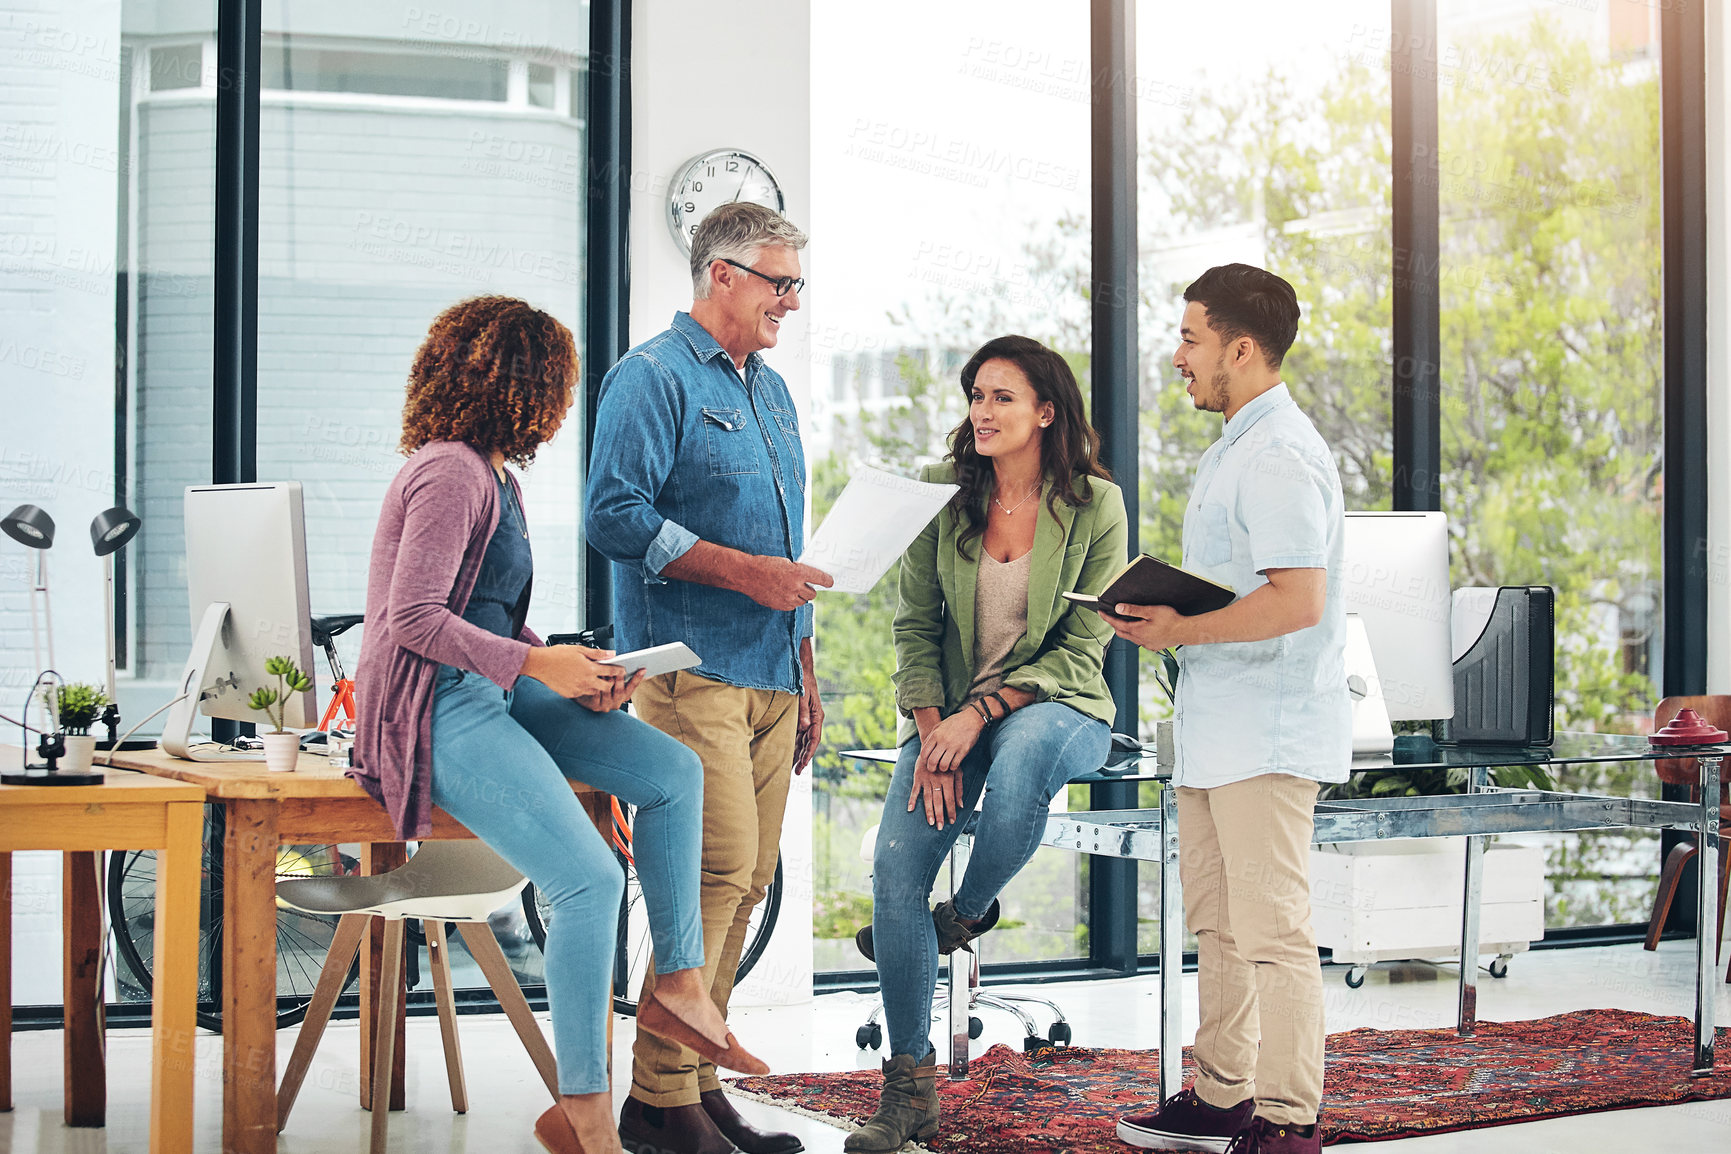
<box><xmin>1649</xmin><ymin>708</ymin><xmax>1729</xmax><ymax>746</ymax></box>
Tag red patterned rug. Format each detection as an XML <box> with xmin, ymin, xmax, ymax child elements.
<box><xmin>728</xmin><ymin>1010</ymin><xmax>1731</xmax><ymax>1149</ymax></box>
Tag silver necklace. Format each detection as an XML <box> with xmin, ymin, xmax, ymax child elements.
<box><xmin>992</xmin><ymin>482</ymin><xmax>1041</xmax><ymax>515</ymax></box>
<box><xmin>500</xmin><ymin>476</ymin><xmax>529</xmax><ymax>538</ymax></box>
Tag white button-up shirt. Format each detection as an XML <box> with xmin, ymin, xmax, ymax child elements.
<box><xmin>1173</xmin><ymin>383</ymin><xmax>1352</xmax><ymax>788</ymax></box>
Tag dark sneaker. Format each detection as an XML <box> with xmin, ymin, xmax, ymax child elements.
<box><xmin>1222</xmin><ymin>1116</ymin><xmax>1321</xmax><ymax>1154</ymax></box>
<box><xmin>1116</xmin><ymin>1088</ymin><xmax>1255</xmax><ymax>1152</ymax></box>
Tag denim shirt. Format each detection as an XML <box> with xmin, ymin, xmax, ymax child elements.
<box><xmin>585</xmin><ymin>312</ymin><xmax>811</xmax><ymax>695</ymax></box>
<box><xmin>1173</xmin><ymin>383</ymin><xmax>1351</xmax><ymax>788</ymax></box>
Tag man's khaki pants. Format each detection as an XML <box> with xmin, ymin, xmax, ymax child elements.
<box><xmin>628</xmin><ymin>670</ymin><xmax>799</xmax><ymax>1107</ymax></box>
<box><xmin>1177</xmin><ymin>773</ymin><xmax>1324</xmax><ymax>1127</ymax></box>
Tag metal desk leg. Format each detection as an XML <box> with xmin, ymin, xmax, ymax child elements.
<box><xmin>1159</xmin><ymin>782</ymin><xmax>1183</xmax><ymax>1100</ymax></box>
<box><xmin>1457</xmin><ymin>766</ymin><xmax>1488</xmax><ymax>1037</ymax></box>
<box><xmin>947</xmin><ymin>835</ymin><xmax>970</xmax><ymax>1079</ymax></box>
<box><xmin>1695</xmin><ymin>755</ymin><xmax>1721</xmax><ymax>1076</ymax></box>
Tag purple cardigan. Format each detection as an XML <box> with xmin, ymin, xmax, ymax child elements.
<box><xmin>349</xmin><ymin>440</ymin><xmax>542</xmax><ymax>838</ymax></box>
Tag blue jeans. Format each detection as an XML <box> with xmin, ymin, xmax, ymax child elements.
<box><xmin>429</xmin><ymin>667</ymin><xmax>706</xmax><ymax>1094</ymax></box>
<box><xmin>869</xmin><ymin>702</ymin><xmax>1110</xmax><ymax>1059</ymax></box>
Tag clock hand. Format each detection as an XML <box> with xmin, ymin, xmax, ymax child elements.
<box><xmin>729</xmin><ymin>165</ymin><xmax>755</xmax><ymax>204</ymax></box>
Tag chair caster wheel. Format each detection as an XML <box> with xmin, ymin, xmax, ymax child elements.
<box><xmin>1048</xmin><ymin>1021</ymin><xmax>1072</xmax><ymax>1045</ymax></box>
<box><xmin>1023</xmin><ymin>1035</ymin><xmax>1046</xmax><ymax>1052</ymax></box>
<box><xmin>968</xmin><ymin>1016</ymin><xmax>983</xmax><ymax>1039</ymax></box>
<box><xmin>1344</xmin><ymin>967</ymin><xmax>1366</xmax><ymax>988</ymax></box>
<box><xmin>1489</xmin><ymin>956</ymin><xmax>1510</xmax><ymax>979</ymax></box>
<box><xmin>856</xmin><ymin>1024</ymin><xmax>882</xmax><ymax>1049</ymax></box>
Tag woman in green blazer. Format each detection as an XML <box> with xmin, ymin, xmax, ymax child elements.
<box><xmin>847</xmin><ymin>336</ymin><xmax>1127</xmax><ymax>1154</ymax></box>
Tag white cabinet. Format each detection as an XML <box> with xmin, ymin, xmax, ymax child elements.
<box><xmin>1310</xmin><ymin>838</ymin><xmax>1545</xmax><ymax>985</ymax></box>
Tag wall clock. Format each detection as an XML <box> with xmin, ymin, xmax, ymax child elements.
<box><xmin>667</xmin><ymin>148</ymin><xmax>784</xmax><ymax>254</ymax></box>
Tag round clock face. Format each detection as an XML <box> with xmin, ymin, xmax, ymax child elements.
<box><xmin>667</xmin><ymin>148</ymin><xmax>784</xmax><ymax>254</ymax></box>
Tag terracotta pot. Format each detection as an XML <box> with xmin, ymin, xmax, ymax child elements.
<box><xmin>262</xmin><ymin>731</ymin><xmax>301</xmax><ymax>773</ymax></box>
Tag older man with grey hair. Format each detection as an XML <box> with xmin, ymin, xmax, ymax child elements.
<box><xmin>586</xmin><ymin>202</ymin><xmax>831</xmax><ymax>1154</ymax></box>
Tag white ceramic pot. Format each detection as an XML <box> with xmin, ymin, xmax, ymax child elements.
<box><xmin>62</xmin><ymin>734</ymin><xmax>97</xmax><ymax>772</ymax></box>
<box><xmin>261</xmin><ymin>731</ymin><xmax>301</xmax><ymax>773</ymax></box>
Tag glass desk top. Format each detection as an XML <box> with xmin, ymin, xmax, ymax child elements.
<box><xmin>848</xmin><ymin>732</ymin><xmax>1731</xmax><ymax>785</ymax></box>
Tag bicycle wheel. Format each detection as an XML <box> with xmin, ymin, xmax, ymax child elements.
<box><xmin>108</xmin><ymin>802</ymin><xmax>361</xmax><ymax>1032</ymax></box>
<box><xmin>522</xmin><ymin>850</ymin><xmax>783</xmax><ymax>1016</ymax></box>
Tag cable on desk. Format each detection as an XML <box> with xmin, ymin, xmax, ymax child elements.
<box><xmin>96</xmin><ymin>692</ymin><xmax>188</xmax><ymax>767</ymax></box>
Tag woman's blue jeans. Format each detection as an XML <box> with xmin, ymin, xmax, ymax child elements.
<box><xmin>869</xmin><ymin>702</ymin><xmax>1109</xmax><ymax>1059</ymax></box>
<box><xmin>429</xmin><ymin>667</ymin><xmax>706</xmax><ymax>1095</ymax></box>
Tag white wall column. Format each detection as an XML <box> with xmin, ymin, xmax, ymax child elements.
<box><xmin>629</xmin><ymin>0</ymin><xmax>814</xmax><ymax>1005</ymax></box>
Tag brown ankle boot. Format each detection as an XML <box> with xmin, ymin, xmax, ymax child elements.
<box><xmin>843</xmin><ymin>1050</ymin><xmax>938</xmax><ymax>1153</ymax></box>
<box><xmin>700</xmin><ymin>1088</ymin><xmax>804</xmax><ymax>1154</ymax></box>
<box><xmin>619</xmin><ymin>1095</ymin><xmax>740</xmax><ymax>1154</ymax></box>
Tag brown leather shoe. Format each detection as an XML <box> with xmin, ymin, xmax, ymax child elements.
<box><xmin>535</xmin><ymin>1104</ymin><xmax>584</xmax><ymax>1154</ymax></box>
<box><xmin>700</xmin><ymin>1088</ymin><xmax>804</xmax><ymax>1154</ymax></box>
<box><xmin>620</xmin><ymin>1097</ymin><xmax>741</xmax><ymax>1154</ymax></box>
<box><xmin>637</xmin><ymin>993</ymin><xmax>770</xmax><ymax>1076</ymax></box>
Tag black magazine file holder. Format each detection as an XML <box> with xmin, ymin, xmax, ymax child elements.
<box><xmin>1438</xmin><ymin>585</ymin><xmax>1555</xmax><ymax>746</ymax></box>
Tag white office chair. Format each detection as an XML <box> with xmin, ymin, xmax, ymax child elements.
<box><xmin>274</xmin><ymin>840</ymin><xmax>560</xmax><ymax>1154</ymax></box>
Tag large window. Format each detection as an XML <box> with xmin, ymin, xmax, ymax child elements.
<box><xmin>810</xmin><ymin>1</ymin><xmax>1093</xmax><ymax>973</ymax></box>
<box><xmin>0</xmin><ymin>0</ymin><xmax>592</xmax><ymax>1011</ymax></box>
<box><xmin>1437</xmin><ymin>4</ymin><xmax>1663</xmax><ymax>926</ymax></box>
<box><xmin>255</xmin><ymin>16</ymin><xmax>591</xmax><ymax>708</ymax></box>
<box><xmin>0</xmin><ymin>0</ymin><xmax>211</xmax><ymax>1007</ymax></box>
<box><xmin>1133</xmin><ymin>1</ymin><xmax>1394</xmax><ymax>951</ymax></box>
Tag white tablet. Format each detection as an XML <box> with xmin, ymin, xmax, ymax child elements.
<box><xmin>599</xmin><ymin>642</ymin><xmax>702</xmax><ymax>679</ymax></box>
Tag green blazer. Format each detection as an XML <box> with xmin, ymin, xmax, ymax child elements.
<box><xmin>891</xmin><ymin>462</ymin><xmax>1128</xmax><ymax>743</ymax></box>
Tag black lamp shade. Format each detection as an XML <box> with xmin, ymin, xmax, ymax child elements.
<box><xmin>1</xmin><ymin>505</ymin><xmax>54</xmax><ymax>549</ymax></box>
<box><xmin>90</xmin><ymin>506</ymin><xmax>142</xmax><ymax>556</ymax></box>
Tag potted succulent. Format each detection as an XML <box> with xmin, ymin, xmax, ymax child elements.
<box><xmin>248</xmin><ymin>656</ymin><xmax>313</xmax><ymax>772</ymax></box>
<box><xmin>56</xmin><ymin>682</ymin><xmax>108</xmax><ymax>772</ymax></box>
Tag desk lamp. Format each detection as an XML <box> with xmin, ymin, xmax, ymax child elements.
<box><xmin>2</xmin><ymin>504</ymin><xmax>56</xmax><ymax>674</ymax></box>
<box><xmin>3</xmin><ymin>669</ymin><xmax>101</xmax><ymax>785</ymax></box>
<box><xmin>90</xmin><ymin>506</ymin><xmax>148</xmax><ymax>750</ymax></box>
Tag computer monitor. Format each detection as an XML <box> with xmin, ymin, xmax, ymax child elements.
<box><xmin>160</xmin><ymin>482</ymin><xmax>318</xmax><ymax>760</ymax></box>
<box><xmin>1339</xmin><ymin>511</ymin><xmax>1455</xmax><ymax>723</ymax></box>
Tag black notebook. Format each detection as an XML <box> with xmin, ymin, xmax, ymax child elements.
<box><xmin>1062</xmin><ymin>554</ymin><xmax>1236</xmax><ymax>617</ymax></box>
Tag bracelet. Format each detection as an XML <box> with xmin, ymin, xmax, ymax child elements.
<box><xmin>988</xmin><ymin>691</ymin><xmax>1012</xmax><ymax>721</ymax></box>
<box><xmin>972</xmin><ymin>700</ymin><xmax>993</xmax><ymax>724</ymax></box>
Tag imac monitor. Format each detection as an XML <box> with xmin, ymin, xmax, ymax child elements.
<box><xmin>1340</xmin><ymin>511</ymin><xmax>1454</xmax><ymax>723</ymax></box>
<box><xmin>160</xmin><ymin>482</ymin><xmax>318</xmax><ymax>760</ymax></box>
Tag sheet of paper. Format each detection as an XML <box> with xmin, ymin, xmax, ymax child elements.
<box><xmin>800</xmin><ymin>466</ymin><xmax>959</xmax><ymax>594</ymax></box>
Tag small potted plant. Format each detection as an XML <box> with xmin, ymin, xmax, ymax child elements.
<box><xmin>56</xmin><ymin>682</ymin><xmax>108</xmax><ymax>771</ymax></box>
<box><xmin>248</xmin><ymin>656</ymin><xmax>313</xmax><ymax>772</ymax></box>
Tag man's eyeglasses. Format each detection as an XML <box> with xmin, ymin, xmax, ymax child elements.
<box><xmin>721</xmin><ymin>258</ymin><xmax>805</xmax><ymax>298</ymax></box>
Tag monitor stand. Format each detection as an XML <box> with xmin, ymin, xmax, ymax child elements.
<box><xmin>1345</xmin><ymin>613</ymin><xmax>1394</xmax><ymax>755</ymax></box>
<box><xmin>161</xmin><ymin>601</ymin><xmax>263</xmax><ymax>763</ymax></box>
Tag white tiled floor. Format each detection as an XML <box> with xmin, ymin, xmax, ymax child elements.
<box><xmin>3</xmin><ymin>940</ymin><xmax>1726</xmax><ymax>1152</ymax></box>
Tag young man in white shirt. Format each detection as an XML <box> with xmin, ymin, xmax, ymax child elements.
<box><xmin>1108</xmin><ymin>264</ymin><xmax>1349</xmax><ymax>1154</ymax></box>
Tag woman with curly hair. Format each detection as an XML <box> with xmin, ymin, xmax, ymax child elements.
<box><xmin>351</xmin><ymin>296</ymin><xmax>766</xmax><ymax>1154</ymax></box>
<box><xmin>846</xmin><ymin>335</ymin><xmax>1126</xmax><ymax>1154</ymax></box>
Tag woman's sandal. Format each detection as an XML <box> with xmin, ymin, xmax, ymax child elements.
<box><xmin>534</xmin><ymin>1104</ymin><xmax>584</xmax><ymax>1154</ymax></box>
<box><xmin>637</xmin><ymin>992</ymin><xmax>771</xmax><ymax>1075</ymax></box>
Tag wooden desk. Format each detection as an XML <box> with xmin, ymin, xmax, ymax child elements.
<box><xmin>0</xmin><ymin>763</ymin><xmax>204</xmax><ymax>1153</ymax></box>
<box><xmin>108</xmin><ymin>745</ymin><xmax>607</xmax><ymax>1154</ymax></box>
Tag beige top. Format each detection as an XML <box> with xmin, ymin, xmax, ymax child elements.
<box><xmin>964</xmin><ymin>548</ymin><xmax>1031</xmax><ymax>705</ymax></box>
